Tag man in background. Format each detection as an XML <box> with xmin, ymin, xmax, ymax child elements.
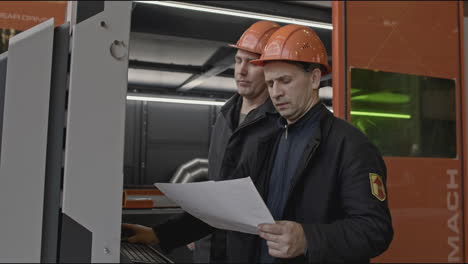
<box><xmin>123</xmin><ymin>20</ymin><xmax>281</xmax><ymax>263</ymax></box>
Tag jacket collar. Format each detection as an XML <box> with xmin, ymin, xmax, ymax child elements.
<box><xmin>276</xmin><ymin>102</ymin><xmax>325</xmax><ymax>131</ymax></box>
<box><xmin>220</xmin><ymin>93</ymin><xmax>241</xmax><ymax>117</ymax></box>
<box><xmin>221</xmin><ymin>93</ymin><xmax>277</xmax><ymax>115</ymax></box>
<box><xmin>260</xmin><ymin>103</ymin><xmax>333</xmax><ymax>143</ymax></box>
<box><xmin>298</xmin><ymin>104</ymin><xmax>334</xmax><ymax>151</ymax></box>
<box><xmin>220</xmin><ymin>93</ymin><xmax>277</xmax><ymax>130</ymax></box>
<box><xmin>255</xmin><ymin>104</ymin><xmax>335</xmax><ymax>191</ymax></box>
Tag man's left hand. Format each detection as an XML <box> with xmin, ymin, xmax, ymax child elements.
<box><xmin>258</xmin><ymin>221</ymin><xmax>307</xmax><ymax>259</ymax></box>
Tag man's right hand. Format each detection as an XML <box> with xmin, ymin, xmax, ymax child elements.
<box><xmin>122</xmin><ymin>223</ymin><xmax>160</xmax><ymax>244</ymax></box>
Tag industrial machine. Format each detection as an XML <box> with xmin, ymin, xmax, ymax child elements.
<box><xmin>0</xmin><ymin>1</ymin><xmax>467</xmax><ymax>263</ymax></box>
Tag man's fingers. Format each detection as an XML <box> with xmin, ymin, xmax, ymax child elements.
<box><xmin>259</xmin><ymin>231</ymin><xmax>281</xmax><ymax>243</ymax></box>
<box><xmin>268</xmin><ymin>247</ymin><xmax>285</xmax><ymax>258</ymax></box>
<box><xmin>127</xmin><ymin>236</ymin><xmax>138</xmax><ymax>243</ymax></box>
<box><xmin>258</xmin><ymin>223</ymin><xmax>283</xmax><ymax>235</ymax></box>
<box><xmin>122</xmin><ymin>223</ymin><xmax>139</xmax><ymax>231</ymax></box>
<box><xmin>122</xmin><ymin>223</ymin><xmax>133</xmax><ymax>229</ymax></box>
<box><xmin>266</xmin><ymin>240</ymin><xmax>281</xmax><ymax>251</ymax></box>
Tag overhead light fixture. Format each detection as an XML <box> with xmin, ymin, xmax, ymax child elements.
<box><xmin>134</xmin><ymin>1</ymin><xmax>333</xmax><ymax>30</ymax></box>
<box><xmin>126</xmin><ymin>96</ymin><xmax>410</xmax><ymax>119</ymax></box>
<box><xmin>127</xmin><ymin>95</ymin><xmax>226</xmax><ymax>106</ymax></box>
<box><xmin>351</xmin><ymin>111</ymin><xmax>411</xmax><ymax>119</ymax></box>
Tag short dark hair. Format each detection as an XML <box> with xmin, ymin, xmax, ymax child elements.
<box><xmin>292</xmin><ymin>62</ymin><xmax>325</xmax><ymax>73</ymax></box>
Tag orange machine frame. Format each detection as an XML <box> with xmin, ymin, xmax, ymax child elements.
<box><xmin>0</xmin><ymin>1</ymin><xmax>67</xmax><ymax>30</ymax></box>
<box><xmin>333</xmin><ymin>1</ymin><xmax>466</xmax><ymax>262</ymax></box>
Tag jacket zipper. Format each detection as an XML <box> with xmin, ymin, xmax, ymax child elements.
<box><xmin>284</xmin><ymin>124</ymin><xmax>288</xmax><ymax>139</ymax></box>
<box><xmin>280</xmin><ymin>126</ymin><xmax>291</xmax><ymax>218</ymax></box>
<box><xmin>284</xmin><ymin>140</ymin><xmax>320</xmax><ymax>216</ymax></box>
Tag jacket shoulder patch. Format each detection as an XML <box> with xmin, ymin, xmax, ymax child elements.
<box><xmin>369</xmin><ymin>173</ymin><xmax>386</xmax><ymax>201</ymax></box>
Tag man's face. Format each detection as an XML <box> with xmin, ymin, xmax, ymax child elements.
<box><xmin>264</xmin><ymin>61</ymin><xmax>321</xmax><ymax>124</ymax></box>
<box><xmin>234</xmin><ymin>49</ymin><xmax>267</xmax><ymax>100</ymax></box>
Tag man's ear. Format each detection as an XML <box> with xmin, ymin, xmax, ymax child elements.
<box><xmin>310</xmin><ymin>67</ymin><xmax>322</xmax><ymax>90</ymax></box>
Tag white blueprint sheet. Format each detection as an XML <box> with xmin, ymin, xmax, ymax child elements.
<box><xmin>154</xmin><ymin>177</ymin><xmax>274</xmax><ymax>234</ymax></box>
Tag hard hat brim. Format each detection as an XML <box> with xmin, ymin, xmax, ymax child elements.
<box><xmin>227</xmin><ymin>43</ymin><xmax>261</xmax><ymax>55</ymax></box>
<box><xmin>250</xmin><ymin>58</ymin><xmax>332</xmax><ymax>75</ymax></box>
<box><xmin>249</xmin><ymin>58</ymin><xmax>268</xmax><ymax>66</ymax></box>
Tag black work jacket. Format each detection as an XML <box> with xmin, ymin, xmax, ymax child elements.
<box><xmin>154</xmin><ymin>94</ymin><xmax>279</xmax><ymax>261</ymax></box>
<box><xmin>226</xmin><ymin>103</ymin><xmax>393</xmax><ymax>263</ymax></box>
<box><xmin>208</xmin><ymin>93</ymin><xmax>278</xmax><ymax>181</ymax></box>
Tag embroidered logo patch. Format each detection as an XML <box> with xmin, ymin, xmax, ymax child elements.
<box><xmin>369</xmin><ymin>173</ymin><xmax>386</xmax><ymax>201</ymax></box>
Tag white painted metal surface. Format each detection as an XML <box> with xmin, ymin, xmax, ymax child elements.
<box><xmin>62</xmin><ymin>2</ymin><xmax>132</xmax><ymax>262</ymax></box>
<box><xmin>0</xmin><ymin>19</ymin><xmax>54</xmax><ymax>262</ymax></box>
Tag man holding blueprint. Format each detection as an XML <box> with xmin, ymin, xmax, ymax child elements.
<box><xmin>246</xmin><ymin>24</ymin><xmax>393</xmax><ymax>262</ymax></box>
<box><xmin>124</xmin><ymin>24</ymin><xmax>393</xmax><ymax>263</ymax></box>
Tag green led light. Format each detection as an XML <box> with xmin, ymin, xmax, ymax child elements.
<box><xmin>352</xmin><ymin>92</ymin><xmax>410</xmax><ymax>104</ymax></box>
<box><xmin>350</xmin><ymin>111</ymin><xmax>411</xmax><ymax>119</ymax></box>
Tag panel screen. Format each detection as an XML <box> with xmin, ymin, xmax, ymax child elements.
<box><xmin>350</xmin><ymin>68</ymin><xmax>456</xmax><ymax>158</ymax></box>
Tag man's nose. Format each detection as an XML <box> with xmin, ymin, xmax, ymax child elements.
<box><xmin>239</xmin><ymin>61</ymin><xmax>248</xmax><ymax>75</ymax></box>
<box><xmin>269</xmin><ymin>83</ymin><xmax>283</xmax><ymax>99</ymax></box>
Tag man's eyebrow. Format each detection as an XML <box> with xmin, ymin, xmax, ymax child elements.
<box><xmin>266</xmin><ymin>75</ymin><xmax>286</xmax><ymax>82</ymax></box>
<box><xmin>275</xmin><ymin>75</ymin><xmax>290</xmax><ymax>80</ymax></box>
<box><xmin>235</xmin><ymin>54</ymin><xmax>257</xmax><ymax>59</ymax></box>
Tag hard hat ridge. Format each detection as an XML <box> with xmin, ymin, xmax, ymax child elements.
<box><xmin>250</xmin><ymin>24</ymin><xmax>331</xmax><ymax>75</ymax></box>
<box><xmin>228</xmin><ymin>20</ymin><xmax>280</xmax><ymax>55</ymax></box>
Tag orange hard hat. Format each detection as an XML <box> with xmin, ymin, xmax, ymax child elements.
<box><xmin>228</xmin><ymin>21</ymin><xmax>280</xmax><ymax>55</ymax></box>
<box><xmin>250</xmin><ymin>24</ymin><xmax>331</xmax><ymax>75</ymax></box>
